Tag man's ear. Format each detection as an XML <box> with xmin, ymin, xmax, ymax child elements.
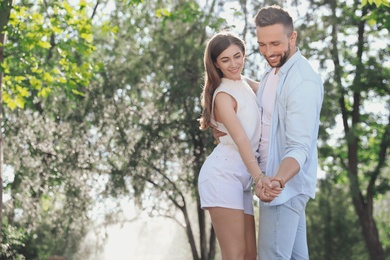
<box><xmin>290</xmin><ymin>31</ymin><xmax>297</xmax><ymax>45</ymax></box>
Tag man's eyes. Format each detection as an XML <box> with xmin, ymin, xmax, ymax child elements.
<box><xmin>259</xmin><ymin>43</ymin><xmax>280</xmax><ymax>47</ymax></box>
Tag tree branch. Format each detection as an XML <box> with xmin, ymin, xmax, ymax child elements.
<box><xmin>367</xmin><ymin>113</ymin><xmax>390</xmax><ymax>198</ymax></box>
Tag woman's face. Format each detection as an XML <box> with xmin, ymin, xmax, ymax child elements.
<box><xmin>214</xmin><ymin>44</ymin><xmax>244</xmax><ymax>80</ymax></box>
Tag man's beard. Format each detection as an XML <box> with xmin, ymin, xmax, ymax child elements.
<box><xmin>266</xmin><ymin>44</ymin><xmax>290</xmax><ymax>68</ymax></box>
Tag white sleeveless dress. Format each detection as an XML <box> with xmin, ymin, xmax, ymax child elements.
<box><xmin>198</xmin><ymin>76</ymin><xmax>261</xmax><ymax>215</ymax></box>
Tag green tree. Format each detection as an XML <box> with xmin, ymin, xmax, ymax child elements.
<box><xmin>1</xmin><ymin>0</ymin><xmax>95</xmax><ymax>109</ymax></box>
<box><xmin>0</xmin><ymin>0</ymin><xmax>14</xmax><ymax>240</ymax></box>
<box><xmin>86</xmin><ymin>1</ymin><xmax>305</xmax><ymax>258</ymax></box>
<box><xmin>1</xmin><ymin>0</ymin><xmax>99</xmax><ymax>257</ymax></box>
<box><xmin>361</xmin><ymin>0</ymin><xmax>389</xmax><ymax>8</ymax></box>
<box><xmin>300</xmin><ymin>0</ymin><xmax>390</xmax><ymax>259</ymax></box>
<box><xmin>83</xmin><ymin>0</ymin><xmax>238</xmax><ymax>258</ymax></box>
<box><xmin>307</xmin><ymin>176</ymin><xmax>369</xmax><ymax>260</ymax></box>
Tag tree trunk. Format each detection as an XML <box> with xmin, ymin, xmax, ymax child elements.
<box><xmin>182</xmin><ymin>205</ymin><xmax>200</xmax><ymax>260</ymax></box>
<box><xmin>197</xmin><ymin>198</ymin><xmax>207</xmax><ymax>260</ymax></box>
<box><xmin>354</xmin><ymin>202</ymin><xmax>385</xmax><ymax>260</ymax></box>
<box><xmin>329</xmin><ymin>0</ymin><xmax>385</xmax><ymax>257</ymax></box>
<box><xmin>207</xmin><ymin>225</ymin><xmax>216</xmax><ymax>260</ymax></box>
<box><xmin>348</xmin><ymin>142</ymin><xmax>385</xmax><ymax>260</ymax></box>
<box><xmin>346</xmin><ymin>4</ymin><xmax>385</xmax><ymax>259</ymax></box>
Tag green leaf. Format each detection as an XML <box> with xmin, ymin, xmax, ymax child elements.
<box><xmin>37</xmin><ymin>41</ymin><xmax>51</xmax><ymax>49</ymax></box>
<box><xmin>71</xmin><ymin>89</ymin><xmax>85</xmax><ymax>97</ymax></box>
<box><xmin>156</xmin><ymin>8</ymin><xmax>171</xmax><ymax>18</ymax></box>
<box><xmin>14</xmin><ymin>95</ymin><xmax>25</xmax><ymax>109</ymax></box>
<box><xmin>38</xmin><ymin>87</ymin><xmax>51</xmax><ymax>98</ymax></box>
<box><xmin>6</xmin><ymin>99</ymin><xmax>17</xmax><ymax>110</ymax></box>
<box><xmin>16</xmin><ymin>85</ymin><xmax>29</xmax><ymax>97</ymax></box>
<box><xmin>80</xmin><ymin>32</ymin><xmax>93</xmax><ymax>42</ymax></box>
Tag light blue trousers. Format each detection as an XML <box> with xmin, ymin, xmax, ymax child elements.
<box><xmin>258</xmin><ymin>194</ymin><xmax>310</xmax><ymax>260</ymax></box>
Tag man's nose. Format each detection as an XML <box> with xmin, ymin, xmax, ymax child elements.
<box><xmin>262</xmin><ymin>46</ymin><xmax>273</xmax><ymax>56</ymax></box>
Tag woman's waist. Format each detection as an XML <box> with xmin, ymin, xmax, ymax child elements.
<box><xmin>213</xmin><ymin>143</ymin><xmax>260</xmax><ymax>159</ymax></box>
<box><xmin>211</xmin><ymin>143</ymin><xmax>238</xmax><ymax>158</ymax></box>
<box><xmin>219</xmin><ymin>135</ymin><xmax>259</xmax><ymax>149</ymax></box>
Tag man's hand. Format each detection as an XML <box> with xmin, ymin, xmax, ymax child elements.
<box><xmin>255</xmin><ymin>176</ymin><xmax>283</xmax><ymax>202</ymax></box>
<box><xmin>211</xmin><ymin>125</ymin><xmax>227</xmax><ymax>144</ymax></box>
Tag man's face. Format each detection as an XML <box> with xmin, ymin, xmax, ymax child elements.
<box><xmin>256</xmin><ymin>23</ymin><xmax>296</xmax><ymax>68</ymax></box>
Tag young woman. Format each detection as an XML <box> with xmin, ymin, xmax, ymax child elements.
<box><xmin>198</xmin><ymin>31</ymin><xmax>280</xmax><ymax>260</ymax></box>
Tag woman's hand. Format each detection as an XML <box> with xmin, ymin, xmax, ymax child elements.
<box><xmin>255</xmin><ymin>176</ymin><xmax>283</xmax><ymax>202</ymax></box>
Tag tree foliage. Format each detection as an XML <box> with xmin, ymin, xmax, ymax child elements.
<box><xmin>85</xmin><ymin>1</ymin><xmax>223</xmax><ymax>258</ymax></box>
<box><xmin>1</xmin><ymin>0</ymin><xmax>389</xmax><ymax>259</ymax></box>
<box><xmin>299</xmin><ymin>0</ymin><xmax>390</xmax><ymax>259</ymax></box>
<box><xmin>1</xmin><ymin>0</ymin><xmax>100</xmax><ymax>258</ymax></box>
<box><xmin>307</xmin><ymin>176</ymin><xmax>369</xmax><ymax>260</ymax></box>
<box><xmin>1</xmin><ymin>0</ymin><xmax>96</xmax><ymax>110</ymax></box>
<box><xmin>362</xmin><ymin>0</ymin><xmax>389</xmax><ymax>7</ymax></box>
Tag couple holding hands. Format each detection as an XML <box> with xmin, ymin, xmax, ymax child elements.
<box><xmin>198</xmin><ymin>5</ymin><xmax>324</xmax><ymax>260</ymax></box>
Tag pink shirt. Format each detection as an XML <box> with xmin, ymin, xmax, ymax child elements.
<box><xmin>259</xmin><ymin>68</ymin><xmax>278</xmax><ymax>172</ymax></box>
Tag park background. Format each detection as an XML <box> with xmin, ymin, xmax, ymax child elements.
<box><xmin>0</xmin><ymin>0</ymin><xmax>389</xmax><ymax>259</ymax></box>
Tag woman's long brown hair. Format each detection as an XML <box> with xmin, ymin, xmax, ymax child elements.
<box><xmin>199</xmin><ymin>31</ymin><xmax>245</xmax><ymax>130</ymax></box>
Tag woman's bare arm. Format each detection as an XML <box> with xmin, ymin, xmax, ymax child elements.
<box><xmin>214</xmin><ymin>92</ymin><xmax>263</xmax><ymax>180</ymax></box>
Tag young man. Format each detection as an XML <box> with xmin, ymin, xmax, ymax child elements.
<box><xmin>253</xmin><ymin>5</ymin><xmax>324</xmax><ymax>260</ymax></box>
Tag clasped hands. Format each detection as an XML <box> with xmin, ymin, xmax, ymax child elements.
<box><xmin>255</xmin><ymin>176</ymin><xmax>283</xmax><ymax>203</ymax></box>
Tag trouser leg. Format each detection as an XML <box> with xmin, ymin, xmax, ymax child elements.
<box><xmin>258</xmin><ymin>194</ymin><xmax>309</xmax><ymax>260</ymax></box>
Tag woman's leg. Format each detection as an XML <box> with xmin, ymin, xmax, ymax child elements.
<box><xmin>208</xmin><ymin>207</ymin><xmax>247</xmax><ymax>260</ymax></box>
<box><xmin>244</xmin><ymin>213</ymin><xmax>257</xmax><ymax>260</ymax></box>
